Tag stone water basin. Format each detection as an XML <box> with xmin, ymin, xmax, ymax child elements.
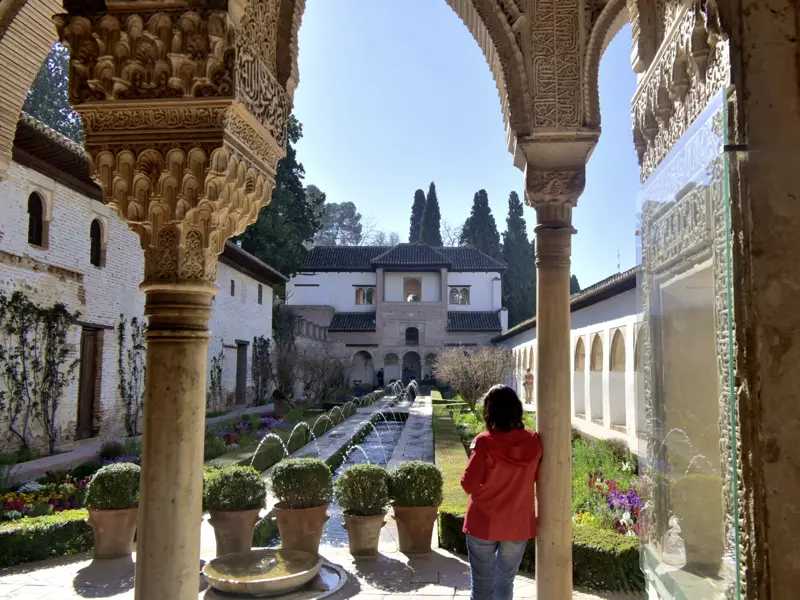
<box><xmin>203</xmin><ymin>549</ymin><xmax>323</xmax><ymax>597</ymax></box>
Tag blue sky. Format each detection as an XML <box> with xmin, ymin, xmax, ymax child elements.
<box><xmin>293</xmin><ymin>0</ymin><xmax>639</xmax><ymax>287</ymax></box>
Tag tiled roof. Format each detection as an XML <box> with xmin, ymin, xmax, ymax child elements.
<box><xmin>300</xmin><ymin>244</ymin><xmax>506</xmax><ymax>272</ymax></box>
<box><xmin>447</xmin><ymin>311</ymin><xmax>503</xmax><ymax>332</ymax></box>
<box><xmin>371</xmin><ymin>243</ymin><xmax>449</xmax><ymax>267</ymax></box>
<box><xmin>491</xmin><ymin>267</ymin><xmax>638</xmax><ymax>342</ymax></box>
<box><xmin>220</xmin><ymin>242</ymin><xmax>287</xmax><ymax>287</ymax></box>
<box><xmin>299</xmin><ymin>246</ymin><xmax>391</xmax><ymax>271</ymax></box>
<box><xmin>437</xmin><ymin>246</ymin><xmax>506</xmax><ymax>271</ymax></box>
<box><xmin>329</xmin><ymin>312</ymin><xmax>377</xmax><ymax>332</ymax></box>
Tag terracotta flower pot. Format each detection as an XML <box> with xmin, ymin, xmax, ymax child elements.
<box><xmin>343</xmin><ymin>512</ymin><xmax>386</xmax><ymax>556</ymax></box>
<box><xmin>393</xmin><ymin>505</ymin><xmax>438</xmax><ymax>554</ymax></box>
<box><xmin>87</xmin><ymin>507</ymin><xmax>138</xmax><ymax>559</ymax></box>
<box><xmin>209</xmin><ymin>508</ymin><xmax>262</xmax><ymax>557</ymax></box>
<box><xmin>273</xmin><ymin>503</ymin><xmax>329</xmax><ymax>555</ymax></box>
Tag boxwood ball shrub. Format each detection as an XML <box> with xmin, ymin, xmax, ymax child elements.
<box><xmin>335</xmin><ymin>464</ymin><xmax>389</xmax><ymax>517</ymax></box>
<box><xmin>204</xmin><ymin>465</ymin><xmax>267</xmax><ymax>512</ymax></box>
<box><xmin>390</xmin><ymin>461</ymin><xmax>443</xmax><ymax>507</ymax></box>
<box><xmin>83</xmin><ymin>462</ymin><xmax>140</xmax><ymax>510</ymax></box>
<box><xmin>271</xmin><ymin>458</ymin><xmax>332</xmax><ymax>510</ymax></box>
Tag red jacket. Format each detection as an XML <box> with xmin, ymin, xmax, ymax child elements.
<box><xmin>461</xmin><ymin>429</ymin><xmax>542</xmax><ymax>541</ymax></box>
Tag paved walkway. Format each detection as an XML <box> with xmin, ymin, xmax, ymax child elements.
<box><xmin>387</xmin><ymin>395</ymin><xmax>433</xmax><ymax>470</ymax></box>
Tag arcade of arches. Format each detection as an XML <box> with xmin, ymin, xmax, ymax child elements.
<box><xmin>0</xmin><ymin>0</ymin><xmax>797</xmax><ymax>598</ymax></box>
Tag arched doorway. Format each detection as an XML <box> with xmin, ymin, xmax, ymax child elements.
<box><xmin>351</xmin><ymin>351</ymin><xmax>374</xmax><ymax>388</ymax></box>
<box><xmin>402</xmin><ymin>351</ymin><xmax>421</xmax><ymax>384</ymax></box>
<box><xmin>573</xmin><ymin>338</ymin><xmax>586</xmax><ymax>418</ymax></box>
<box><xmin>384</xmin><ymin>352</ymin><xmax>401</xmax><ymax>384</ymax></box>
<box><xmin>425</xmin><ymin>353</ymin><xmax>437</xmax><ymax>380</ymax></box>
<box><xmin>405</xmin><ymin>326</ymin><xmax>419</xmax><ymax>346</ymax></box>
<box><xmin>609</xmin><ymin>329</ymin><xmax>626</xmax><ymax>429</ymax></box>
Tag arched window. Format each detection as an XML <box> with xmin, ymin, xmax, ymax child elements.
<box><xmin>365</xmin><ymin>288</ymin><xmax>375</xmax><ymax>304</ymax></box>
<box><xmin>90</xmin><ymin>219</ymin><xmax>103</xmax><ymax>267</ymax></box>
<box><xmin>449</xmin><ymin>288</ymin><xmax>460</xmax><ymax>304</ymax></box>
<box><xmin>404</xmin><ymin>278</ymin><xmax>421</xmax><ymax>302</ymax></box>
<box><xmin>355</xmin><ymin>288</ymin><xmax>365</xmax><ymax>304</ymax></box>
<box><xmin>574</xmin><ymin>338</ymin><xmax>586</xmax><ymax>371</ymax></box>
<box><xmin>459</xmin><ymin>288</ymin><xmax>470</xmax><ymax>305</ymax></box>
<box><xmin>27</xmin><ymin>193</ymin><xmax>45</xmax><ymax>247</ymax></box>
<box><xmin>590</xmin><ymin>334</ymin><xmax>603</xmax><ymax>371</ymax></box>
<box><xmin>405</xmin><ymin>327</ymin><xmax>419</xmax><ymax>346</ymax></box>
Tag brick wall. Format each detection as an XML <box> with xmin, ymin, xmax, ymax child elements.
<box><xmin>0</xmin><ymin>161</ymin><xmax>144</xmax><ymax>453</ymax></box>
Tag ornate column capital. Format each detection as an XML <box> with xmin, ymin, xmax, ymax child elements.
<box><xmin>55</xmin><ymin>0</ymin><xmax>289</xmax><ymax>284</ymax></box>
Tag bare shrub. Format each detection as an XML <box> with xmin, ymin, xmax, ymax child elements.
<box><xmin>295</xmin><ymin>346</ymin><xmax>348</xmax><ymax>404</ymax></box>
<box><xmin>434</xmin><ymin>346</ymin><xmax>514</xmax><ymax>408</ymax></box>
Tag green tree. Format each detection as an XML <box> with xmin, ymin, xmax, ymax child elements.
<box><xmin>460</xmin><ymin>189</ymin><xmax>501</xmax><ymax>260</ymax></box>
<box><xmin>239</xmin><ymin>116</ymin><xmax>324</xmax><ymax>276</ymax></box>
<box><xmin>315</xmin><ymin>202</ymin><xmax>363</xmax><ymax>245</ymax></box>
<box><xmin>23</xmin><ymin>43</ymin><xmax>84</xmax><ymax>143</ymax></box>
<box><xmin>502</xmin><ymin>192</ymin><xmax>536</xmax><ymax>327</ymax></box>
<box><xmin>570</xmin><ymin>274</ymin><xmax>581</xmax><ymax>294</ymax></box>
<box><xmin>419</xmin><ymin>182</ymin><xmax>443</xmax><ymax>246</ymax></box>
<box><xmin>409</xmin><ymin>189</ymin><xmax>426</xmax><ymax>242</ymax></box>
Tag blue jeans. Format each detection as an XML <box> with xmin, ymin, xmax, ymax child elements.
<box><xmin>466</xmin><ymin>534</ymin><xmax>528</xmax><ymax>600</ymax></box>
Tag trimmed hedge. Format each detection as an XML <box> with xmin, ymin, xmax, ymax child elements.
<box><xmin>432</xmin><ymin>407</ymin><xmax>644</xmax><ymax>592</ymax></box>
<box><xmin>0</xmin><ymin>509</ymin><xmax>92</xmax><ymax>567</ymax></box>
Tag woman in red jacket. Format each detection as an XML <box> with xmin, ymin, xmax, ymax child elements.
<box><xmin>461</xmin><ymin>384</ymin><xmax>542</xmax><ymax>600</ymax></box>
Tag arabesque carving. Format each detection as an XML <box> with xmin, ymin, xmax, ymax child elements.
<box><xmin>55</xmin><ymin>0</ymin><xmax>289</xmax><ymax>284</ymax></box>
<box><xmin>53</xmin><ymin>9</ymin><xmax>234</xmax><ymax>104</ymax></box>
<box><xmin>632</xmin><ymin>5</ymin><xmax>730</xmax><ymax>180</ymax></box>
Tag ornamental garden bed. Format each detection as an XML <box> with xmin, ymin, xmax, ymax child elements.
<box><xmin>0</xmin><ymin>393</ymin><xmax>387</xmax><ymax>566</ymax></box>
<box><xmin>433</xmin><ymin>403</ymin><xmax>644</xmax><ymax>592</ymax></box>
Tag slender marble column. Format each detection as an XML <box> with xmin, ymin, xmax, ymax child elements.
<box><xmin>134</xmin><ymin>281</ymin><xmax>217</xmax><ymax>600</ymax></box>
<box><xmin>534</xmin><ymin>223</ymin><xmax>574</xmax><ymax>599</ymax></box>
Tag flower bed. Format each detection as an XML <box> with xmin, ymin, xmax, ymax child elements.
<box><xmin>1</xmin><ymin>475</ymin><xmax>91</xmax><ymax>522</ymax></box>
<box><xmin>433</xmin><ymin>405</ymin><xmax>644</xmax><ymax>592</ymax></box>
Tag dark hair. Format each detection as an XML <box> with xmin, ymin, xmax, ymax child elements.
<box><xmin>482</xmin><ymin>385</ymin><xmax>524</xmax><ymax>432</ymax></box>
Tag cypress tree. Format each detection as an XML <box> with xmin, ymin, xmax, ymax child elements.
<box><xmin>419</xmin><ymin>182</ymin><xmax>443</xmax><ymax>246</ymax></box>
<box><xmin>409</xmin><ymin>189</ymin><xmax>426</xmax><ymax>242</ymax></box>
<box><xmin>502</xmin><ymin>192</ymin><xmax>536</xmax><ymax>327</ymax></box>
<box><xmin>460</xmin><ymin>189</ymin><xmax>501</xmax><ymax>260</ymax></box>
<box><xmin>570</xmin><ymin>274</ymin><xmax>581</xmax><ymax>294</ymax></box>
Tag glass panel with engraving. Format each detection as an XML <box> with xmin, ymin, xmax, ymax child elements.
<box><xmin>637</xmin><ymin>91</ymin><xmax>740</xmax><ymax>600</ymax></box>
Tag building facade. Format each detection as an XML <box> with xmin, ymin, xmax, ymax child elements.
<box><xmin>286</xmin><ymin>243</ymin><xmax>508</xmax><ymax>386</ymax></box>
<box><xmin>0</xmin><ymin>115</ymin><xmax>285</xmax><ymax>453</ymax></box>
<box><xmin>494</xmin><ymin>269</ymin><xmax>643</xmax><ymax>452</ymax></box>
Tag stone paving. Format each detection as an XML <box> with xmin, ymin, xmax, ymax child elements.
<box><xmin>386</xmin><ymin>395</ymin><xmax>433</xmax><ymax>471</ymax></box>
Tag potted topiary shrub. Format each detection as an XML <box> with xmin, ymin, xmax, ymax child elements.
<box><xmin>335</xmin><ymin>464</ymin><xmax>389</xmax><ymax>556</ymax></box>
<box><xmin>389</xmin><ymin>461</ymin><xmax>443</xmax><ymax>554</ymax></box>
<box><xmin>204</xmin><ymin>465</ymin><xmax>267</xmax><ymax>557</ymax></box>
<box><xmin>83</xmin><ymin>462</ymin><xmax>140</xmax><ymax>559</ymax></box>
<box><xmin>271</xmin><ymin>458</ymin><xmax>332</xmax><ymax>554</ymax></box>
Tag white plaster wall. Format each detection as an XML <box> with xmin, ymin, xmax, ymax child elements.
<box><xmin>208</xmin><ymin>260</ymin><xmax>274</xmax><ymax>403</ymax></box>
<box><xmin>384</xmin><ymin>271</ymin><xmax>441</xmax><ymax>302</ymax></box>
<box><xmin>0</xmin><ymin>161</ymin><xmax>145</xmax><ymax>451</ymax></box>
<box><xmin>287</xmin><ymin>271</ymin><xmax>377</xmax><ymax>312</ymax></box>
<box><xmin>445</xmin><ymin>271</ymin><xmax>500</xmax><ymax>311</ymax></box>
<box><xmin>498</xmin><ymin>288</ymin><xmax>643</xmax><ymax>451</ymax></box>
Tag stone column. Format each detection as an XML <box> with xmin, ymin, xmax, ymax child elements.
<box><xmin>533</xmin><ymin>219</ymin><xmax>574</xmax><ymax>598</ymax></box>
<box><xmin>55</xmin><ymin>2</ymin><xmax>289</xmax><ymax>598</ymax></box>
<box><xmin>440</xmin><ymin>267</ymin><xmax>448</xmax><ymax>307</ymax></box>
<box><xmin>525</xmin><ymin>163</ymin><xmax>591</xmax><ymax>600</ymax></box>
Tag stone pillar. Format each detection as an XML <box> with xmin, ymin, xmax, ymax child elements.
<box><xmin>55</xmin><ymin>2</ymin><xmax>288</xmax><ymax>598</ymax></box>
<box><xmin>440</xmin><ymin>267</ymin><xmax>448</xmax><ymax>307</ymax></box>
<box><xmin>533</xmin><ymin>220</ymin><xmax>574</xmax><ymax>599</ymax></box>
<box><xmin>525</xmin><ymin>161</ymin><xmax>592</xmax><ymax>600</ymax></box>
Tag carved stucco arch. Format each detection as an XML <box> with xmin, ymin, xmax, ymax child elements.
<box><xmin>584</xmin><ymin>0</ymin><xmax>630</xmax><ymax>128</ymax></box>
<box><xmin>276</xmin><ymin>0</ymin><xmax>532</xmax><ymax>169</ymax></box>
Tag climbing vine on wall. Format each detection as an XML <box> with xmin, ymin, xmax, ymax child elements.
<box><xmin>117</xmin><ymin>315</ymin><xmax>146</xmax><ymax>437</ymax></box>
<box><xmin>251</xmin><ymin>336</ymin><xmax>273</xmax><ymax>406</ymax></box>
<box><xmin>0</xmin><ymin>291</ymin><xmax>80</xmax><ymax>452</ymax></box>
<box><xmin>208</xmin><ymin>349</ymin><xmax>225</xmax><ymax>413</ymax></box>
